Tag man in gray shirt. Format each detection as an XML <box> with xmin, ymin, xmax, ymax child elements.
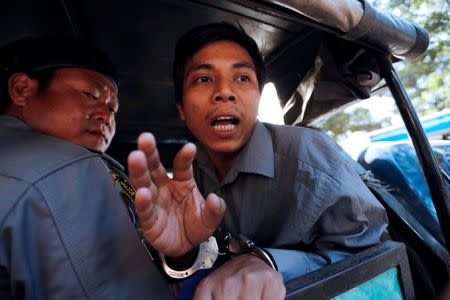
<box><xmin>132</xmin><ymin>22</ymin><xmax>388</xmax><ymax>299</ymax></box>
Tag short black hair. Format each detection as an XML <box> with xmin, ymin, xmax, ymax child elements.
<box><xmin>0</xmin><ymin>36</ymin><xmax>118</xmax><ymax>113</ymax></box>
<box><xmin>173</xmin><ymin>22</ymin><xmax>266</xmax><ymax>103</ymax></box>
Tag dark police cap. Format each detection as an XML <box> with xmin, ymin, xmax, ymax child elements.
<box><xmin>0</xmin><ymin>36</ymin><xmax>119</xmax><ymax>89</ymax></box>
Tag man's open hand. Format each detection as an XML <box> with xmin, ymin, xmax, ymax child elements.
<box><xmin>127</xmin><ymin>132</ymin><xmax>226</xmax><ymax>257</ymax></box>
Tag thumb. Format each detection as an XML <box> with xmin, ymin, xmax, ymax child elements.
<box><xmin>201</xmin><ymin>193</ymin><xmax>226</xmax><ymax>231</ymax></box>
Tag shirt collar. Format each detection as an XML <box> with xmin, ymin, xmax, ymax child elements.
<box><xmin>0</xmin><ymin>115</ymin><xmax>31</xmax><ymax>130</ymax></box>
<box><xmin>234</xmin><ymin>121</ymin><xmax>274</xmax><ymax>178</ymax></box>
<box><xmin>195</xmin><ymin>120</ymin><xmax>275</xmax><ymax>184</ymax></box>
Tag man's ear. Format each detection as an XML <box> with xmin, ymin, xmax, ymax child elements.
<box><xmin>176</xmin><ymin>102</ymin><xmax>186</xmax><ymax>121</ymax></box>
<box><xmin>8</xmin><ymin>73</ymin><xmax>39</xmax><ymax>106</ymax></box>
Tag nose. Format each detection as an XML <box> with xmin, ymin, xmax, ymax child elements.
<box><xmin>213</xmin><ymin>78</ymin><xmax>236</xmax><ymax>102</ymax></box>
<box><xmin>93</xmin><ymin>98</ymin><xmax>115</xmax><ymax>126</ymax></box>
<box><xmin>94</xmin><ymin>108</ymin><xmax>114</xmax><ymax>126</ymax></box>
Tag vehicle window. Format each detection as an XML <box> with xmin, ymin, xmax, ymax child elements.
<box><xmin>258</xmin><ymin>82</ymin><xmax>284</xmax><ymax>125</ymax></box>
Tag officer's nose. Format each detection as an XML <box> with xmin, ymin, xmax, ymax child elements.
<box><xmin>93</xmin><ymin>97</ymin><xmax>115</xmax><ymax>126</ymax></box>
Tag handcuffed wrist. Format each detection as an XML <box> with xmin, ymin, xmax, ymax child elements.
<box><xmin>248</xmin><ymin>247</ymin><xmax>278</xmax><ymax>270</ymax></box>
<box><xmin>163</xmin><ymin>246</ymin><xmax>199</xmax><ymax>270</ymax></box>
<box><xmin>224</xmin><ymin>234</ymin><xmax>277</xmax><ymax>271</ymax></box>
<box><xmin>159</xmin><ymin>237</ymin><xmax>219</xmax><ymax>279</ymax></box>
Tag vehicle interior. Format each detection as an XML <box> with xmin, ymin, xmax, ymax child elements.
<box><xmin>2</xmin><ymin>0</ymin><xmax>449</xmax><ymax>298</ymax></box>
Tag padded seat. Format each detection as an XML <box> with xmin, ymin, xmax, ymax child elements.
<box><xmin>357</xmin><ymin>141</ymin><xmax>445</xmax><ymax>244</ymax></box>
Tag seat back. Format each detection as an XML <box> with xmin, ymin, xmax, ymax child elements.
<box><xmin>358</xmin><ymin>142</ymin><xmax>444</xmax><ymax>244</ymax></box>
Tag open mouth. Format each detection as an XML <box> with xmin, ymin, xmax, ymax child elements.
<box><xmin>210</xmin><ymin>116</ymin><xmax>240</xmax><ymax>131</ymax></box>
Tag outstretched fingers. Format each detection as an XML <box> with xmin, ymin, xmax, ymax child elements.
<box><xmin>135</xmin><ymin>187</ymin><xmax>166</xmax><ymax>234</ymax></box>
<box><xmin>128</xmin><ymin>150</ymin><xmax>152</xmax><ymax>190</ymax></box>
<box><xmin>201</xmin><ymin>193</ymin><xmax>226</xmax><ymax>231</ymax></box>
<box><xmin>137</xmin><ymin>132</ymin><xmax>169</xmax><ymax>187</ymax></box>
<box><xmin>172</xmin><ymin>143</ymin><xmax>196</xmax><ymax>182</ymax></box>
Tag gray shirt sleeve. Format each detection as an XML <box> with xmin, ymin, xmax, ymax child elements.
<box><xmin>264</xmin><ymin>248</ymin><xmax>350</xmax><ymax>282</ymax></box>
<box><xmin>0</xmin><ymin>157</ymin><xmax>171</xmax><ymax>299</ymax></box>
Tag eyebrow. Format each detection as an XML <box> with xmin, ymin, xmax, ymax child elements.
<box><xmin>186</xmin><ymin>63</ymin><xmax>213</xmax><ymax>75</ymax></box>
<box><xmin>186</xmin><ymin>61</ymin><xmax>256</xmax><ymax>75</ymax></box>
<box><xmin>231</xmin><ymin>62</ymin><xmax>256</xmax><ymax>71</ymax></box>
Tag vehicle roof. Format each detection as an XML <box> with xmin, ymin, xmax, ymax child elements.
<box><xmin>0</xmin><ymin>0</ymin><xmax>429</xmax><ymax>167</ymax></box>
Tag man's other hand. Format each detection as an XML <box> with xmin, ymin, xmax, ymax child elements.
<box><xmin>194</xmin><ymin>254</ymin><xmax>286</xmax><ymax>300</ymax></box>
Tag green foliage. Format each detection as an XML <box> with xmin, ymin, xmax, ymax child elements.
<box><xmin>321</xmin><ymin>0</ymin><xmax>449</xmax><ymax>140</ymax></box>
<box><xmin>370</xmin><ymin>0</ymin><xmax>450</xmax><ymax>114</ymax></box>
<box><xmin>322</xmin><ymin>108</ymin><xmax>391</xmax><ymax>141</ymax></box>
<box><xmin>389</xmin><ymin>0</ymin><xmax>450</xmax><ymax>115</ymax></box>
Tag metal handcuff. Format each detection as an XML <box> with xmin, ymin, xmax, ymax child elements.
<box><xmin>160</xmin><ymin>233</ymin><xmax>277</xmax><ymax>279</ymax></box>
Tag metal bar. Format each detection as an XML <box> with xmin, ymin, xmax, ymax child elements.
<box><xmin>377</xmin><ymin>54</ymin><xmax>450</xmax><ymax>252</ymax></box>
<box><xmin>440</xmin><ymin>167</ymin><xmax>450</xmax><ymax>185</ymax></box>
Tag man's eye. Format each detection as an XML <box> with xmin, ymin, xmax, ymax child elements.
<box><xmin>194</xmin><ymin>76</ymin><xmax>211</xmax><ymax>84</ymax></box>
<box><xmin>83</xmin><ymin>91</ymin><xmax>98</xmax><ymax>100</ymax></box>
<box><xmin>237</xmin><ymin>75</ymin><xmax>250</xmax><ymax>82</ymax></box>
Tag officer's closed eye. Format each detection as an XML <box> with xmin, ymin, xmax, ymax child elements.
<box><xmin>83</xmin><ymin>91</ymin><xmax>99</xmax><ymax>100</ymax></box>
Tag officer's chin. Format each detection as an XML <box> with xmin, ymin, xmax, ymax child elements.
<box><xmin>81</xmin><ymin>140</ymin><xmax>109</xmax><ymax>153</ymax></box>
